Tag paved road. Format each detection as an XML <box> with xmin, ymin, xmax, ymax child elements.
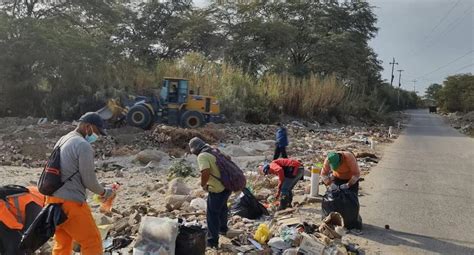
<box><xmin>358</xmin><ymin>110</ymin><xmax>474</xmax><ymax>254</ymax></box>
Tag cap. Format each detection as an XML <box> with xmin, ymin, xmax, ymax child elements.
<box><xmin>79</xmin><ymin>112</ymin><xmax>107</xmax><ymax>135</ymax></box>
<box><xmin>189</xmin><ymin>137</ymin><xmax>207</xmax><ymax>155</ymax></box>
<box><xmin>327</xmin><ymin>152</ymin><xmax>341</xmax><ymax>171</ymax></box>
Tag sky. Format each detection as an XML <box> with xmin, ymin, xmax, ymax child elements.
<box><xmin>369</xmin><ymin>0</ymin><xmax>473</xmax><ymax>94</ymax></box>
<box><xmin>194</xmin><ymin>0</ymin><xmax>473</xmax><ymax>94</ymax></box>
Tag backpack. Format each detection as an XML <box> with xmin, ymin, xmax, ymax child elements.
<box><xmin>0</xmin><ymin>185</ymin><xmax>29</xmax><ymax>201</ymax></box>
<box><xmin>206</xmin><ymin>148</ymin><xmax>246</xmax><ymax>192</ymax></box>
<box><xmin>37</xmin><ymin>136</ymin><xmax>78</xmax><ymax>196</ymax></box>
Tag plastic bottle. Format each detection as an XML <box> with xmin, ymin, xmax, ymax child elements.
<box><xmin>95</xmin><ymin>183</ymin><xmax>120</xmax><ymax>213</ymax></box>
<box><xmin>310</xmin><ymin>163</ymin><xmax>322</xmax><ymax>197</ymax></box>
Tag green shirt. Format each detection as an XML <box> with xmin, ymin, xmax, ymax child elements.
<box><xmin>197</xmin><ymin>152</ymin><xmax>225</xmax><ymax>193</ymax></box>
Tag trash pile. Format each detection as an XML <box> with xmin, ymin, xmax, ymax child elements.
<box><xmin>442</xmin><ymin>111</ymin><xmax>474</xmax><ymax>137</ymax></box>
<box><xmin>94</xmin><ymin>180</ymin><xmax>364</xmax><ymax>255</ymax></box>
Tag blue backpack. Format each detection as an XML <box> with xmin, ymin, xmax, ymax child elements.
<box><xmin>206</xmin><ymin>148</ymin><xmax>246</xmax><ymax>192</ymax></box>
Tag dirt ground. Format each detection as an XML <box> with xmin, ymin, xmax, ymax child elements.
<box><xmin>0</xmin><ymin>115</ymin><xmax>406</xmax><ymax>254</ymax></box>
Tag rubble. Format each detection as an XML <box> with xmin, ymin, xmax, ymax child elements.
<box><xmin>0</xmin><ymin>116</ymin><xmax>404</xmax><ymax>254</ymax></box>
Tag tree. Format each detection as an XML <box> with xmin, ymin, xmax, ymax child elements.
<box><xmin>438</xmin><ymin>74</ymin><xmax>474</xmax><ymax>112</ymax></box>
<box><xmin>424</xmin><ymin>83</ymin><xmax>442</xmax><ymax>104</ymax></box>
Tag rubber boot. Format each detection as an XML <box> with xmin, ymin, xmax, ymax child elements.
<box><xmin>278</xmin><ymin>195</ymin><xmax>290</xmax><ymax>211</ymax></box>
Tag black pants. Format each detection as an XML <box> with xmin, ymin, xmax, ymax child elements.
<box><xmin>334</xmin><ymin>177</ymin><xmax>359</xmax><ymax>196</ymax></box>
<box><xmin>0</xmin><ymin>222</ymin><xmax>23</xmax><ymax>255</ymax></box>
<box><xmin>273</xmin><ymin>146</ymin><xmax>288</xmax><ymax>160</ymax></box>
<box><xmin>206</xmin><ymin>189</ymin><xmax>231</xmax><ymax>247</ymax></box>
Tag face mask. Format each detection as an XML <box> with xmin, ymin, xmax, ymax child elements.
<box><xmin>85</xmin><ymin>127</ymin><xmax>98</xmax><ymax>143</ymax></box>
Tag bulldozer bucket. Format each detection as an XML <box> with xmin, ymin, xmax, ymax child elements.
<box><xmin>97</xmin><ymin>105</ymin><xmax>114</xmax><ymax>120</ymax></box>
<box><xmin>97</xmin><ymin>99</ymin><xmax>126</xmax><ymax>120</ymax></box>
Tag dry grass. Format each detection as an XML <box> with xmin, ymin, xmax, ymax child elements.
<box><xmin>152</xmin><ymin>53</ymin><xmax>347</xmax><ymax>121</ymax></box>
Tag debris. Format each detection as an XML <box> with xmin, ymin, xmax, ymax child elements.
<box><xmin>165</xmin><ymin>195</ymin><xmax>192</xmax><ymax>211</ymax></box>
<box><xmin>299</xmin><ymin>233</ymin><xmax>326</xmax><ymax>255</ymax></box>
<box><xmin>268</xmin><ymin>237</ymin><xmax>292</xmax><ymax>253</ymax></box>
<box><xmin>254</xmin><ymin>224</ymin><xmax>270</xmax><ymax>244</ymax></box>
<box><xmin>135</xmin><ymin>149</ymin><xmax>168</xmax><ymax>164</ymax></box>
<box><xmin>167</xmin><ymin>177</ymin><xmax>191</xmax><ymax>195</ymax></box>
<box><xmin>133</xmin><ymin>217</ymin><xmax>179</xmax><ymax>255</ymax></box>
<box><xmin>175</xmin><ymin>224</ymin><xmax>207</xmax><ymax>255</ymax></box>
<box><xmin>189</xmin><ymin>198</ymin><xmax>207</xmax><ymax>211</ymax></box>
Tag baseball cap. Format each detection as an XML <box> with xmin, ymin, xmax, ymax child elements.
<box><xmin>79</xmin><ymin>112</ymin><xmax>107</xmax><ymax>135</ymax></box>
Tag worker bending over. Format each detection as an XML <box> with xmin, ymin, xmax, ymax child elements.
<box><xmin>321</xmin><ymin>151</ymin><xmax>360</xmax><ymax>194</ymax></box>
<box><xmin>260</xmin><ymin>158</ymin><xmax>304</xmax><ymax>210</ymax></box>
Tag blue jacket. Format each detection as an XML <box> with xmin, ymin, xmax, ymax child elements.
<box><xmin>276</xmin><ymin>127</ymin><xmax>288</xmax><ymax>147</ymax></box>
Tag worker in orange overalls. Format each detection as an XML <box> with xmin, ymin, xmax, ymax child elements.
<box><xmin>47</xmin><ymin>112</ymin><xmax>115</xmax><ymax>255</ymax></box>
<box><xmin>0</xmin><ymin>185</ymin><xmax>44</xmax><ymax>255</ymax></box>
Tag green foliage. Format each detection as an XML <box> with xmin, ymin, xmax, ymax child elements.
<box><xmin>167</xmin><ymin>159</ymin><xmax>196</xmax><ymax>180</ymax></box>
<box><xmin>437</xmin><ymin>74</ymin><xmax>474</xmax><ymax>112</ymax></box>
<box><xmin>0</xmin><ymin>0</ymin><xmax>420</xmax><ymax>122</ymax></box>
<box><xmin>424</xmin><ymin>83</ymin><xmax>443</xmax><ymax>105</ymax></box>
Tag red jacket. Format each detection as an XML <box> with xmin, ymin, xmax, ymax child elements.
<box><xmin>268</xmin><ymin>158</ymin><xmax>301</xmax><ymax>198</ymax></box>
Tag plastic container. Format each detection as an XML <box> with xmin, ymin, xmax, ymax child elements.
<box><xmin>310</xmin><ymin>163</ymin><xmax>322</xmax><ymax>197</ymax></box>
<box><xmin>93</xmin><ymin>183</ymin><xmax>120</xmax><ymax>213</ymax></box>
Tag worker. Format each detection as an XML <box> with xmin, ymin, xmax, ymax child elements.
<box><xmin>321</xmin><ymin>151</ymin><xmax>360</xmax><ymax>195</ymax></box>
<box><xmin>259</xmin><ymin>158</ymin><xmax>304</xmax><ymax>210</ymax></box>
<box><xmin>47</xmin><ymin>112</ymin><xmax>114</xmax><ymax>255</ymax></box>
<box><xmin>188</xmin><ymin>137</ymin><xmax>231</xmax><ymax>249</ymax></box>
<box><xmin>0</xmin><ymin>185</ymin><xmax>44</xmax><ymax>255</ymax></box>
<box><xmin>273</xmin><ymin>123</ymin><xmax>288</xmax><ymax>160</ymax></box>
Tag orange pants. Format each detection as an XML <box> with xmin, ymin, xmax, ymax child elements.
<box><xmin>47</xmin><ymin>197</ymin><xmax>102</xmax><ymax>255</ymax></box>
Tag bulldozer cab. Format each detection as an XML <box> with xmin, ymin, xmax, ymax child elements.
<box><xmin>160</xmin><ymin>78</ymin><xmax>188</xmax><ymax>105</ymax></box>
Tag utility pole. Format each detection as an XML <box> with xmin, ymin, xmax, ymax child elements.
<box><xmin>397</xmin><ymin>69</ymin><xmax>404</xmax><ymax>108</ymax></box>
<box><xmin>412</xmin><ymin>80</ymin><xmax>417</xmax><ymax>93</ymax></box>
<box><xmin>390</xmin><ymin>57</ymin><xmax>399</xmax><ymax>87</ymax></box>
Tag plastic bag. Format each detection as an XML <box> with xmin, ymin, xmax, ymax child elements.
<box><xmin>175</xmin><ymin>225</ymin><xmax>206</xmax><ymax>255</ymax></box>
<box><xmin>133</xmin><ymin>217</ymin><xmax>179</xmax><ymax>255</ymax></box>
<box><xmin>231</xmin><ymin>188</ymin><xmax>269</xmax><ymax>219</ymax></box>
<box><xmin>321</xmin><ymin>189</ymin><xmax>362</xmax><ymax>230</ymax></box>
<box><xmin>253</xmin><ymin>224</ymin><xmax>270</xmax><ymax>244</ymax></box>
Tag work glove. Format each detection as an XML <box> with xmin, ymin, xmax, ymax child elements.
<box><xmin>340</xmin><ymin>183</ymin><xmax>350</xmax><ymax>190</ymax></box>
<box><xmin>101</xmin><ymin>188</ymin><xmax>115</xmax><ymax>201</ymax></box>
<box><xmin>328</xmin><ymin>183</ymin><xmax>338</xmax><ymax>192</ymax></box>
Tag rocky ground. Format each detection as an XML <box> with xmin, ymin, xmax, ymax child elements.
<box><xmin>0</xmin><ymin>115</ymin><xmax>405</xmax><ymax>254</ymax></box>
<box><xmin>440</xmin><ymin>110</ymin><xmax>474</xmax><ymax>137</ymax></box>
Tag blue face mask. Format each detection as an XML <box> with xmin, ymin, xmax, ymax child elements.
<box><xmin>85</xmin><ymin>127</ymin><xmax>98</xmax><ymax>143</ymax></box>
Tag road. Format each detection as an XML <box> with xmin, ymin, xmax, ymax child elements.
<box><xmin>357</xmin><ymin>109</ymin><xmax>474</xmax><ymax>254</ymax></box>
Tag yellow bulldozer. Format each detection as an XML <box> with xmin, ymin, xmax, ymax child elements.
<box><xmin>97</xmin><ymin>78</ymin><xmax>224</xmax><ymax>129</ymax></box>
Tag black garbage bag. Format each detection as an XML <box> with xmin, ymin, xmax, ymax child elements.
<box><xmin>322</xmin><ymin>189</ymin><xmax>362</xmax><ymax>230</ymax></box>
<box><xmin>231</xmin><ymin>188</ymin><xmax>269</xmax><ymax>220</ymax></box>
<box><xmin>19</xmin><ymin>203</ymin><xmax>67</xmax><ymax>253</ymax></box>
<box><xmin>175</xmin><ymin>225</ymin><xmax>207</xmax><ymax>255</ymax></box>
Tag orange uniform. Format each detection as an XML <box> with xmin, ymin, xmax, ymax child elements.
<box><xmin>321</xmin><ymin>151</ymin><xmax>360</xmax><ymax>181</ymax></box>
<box><xmin>46</xmin><ymin>197</ymin><xmax>102</xmax><ymax>255</ymax></box>
<box><xmin>0</xmin><ymin>186</ymin><xmax>44</xmax><ymax>230</ymax></box>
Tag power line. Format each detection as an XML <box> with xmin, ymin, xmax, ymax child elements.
<box><xmin>414</xmin><ymin>50</ymin><xmax>474</xmax><ymax>80</ymax></box>
<box><xmin>452</xmin><ymin>63</ymin><xmax>474</xmax><ymax>73</ymax></box>
<box><xmin>408</xmin><ymin>7</ymin><xmax>472</xmax><ymax>57</ymax></box>
<box><xmin>424</xmin><ymin>0</ymin><xmax>462</xmax><ymax>39</ymax></box>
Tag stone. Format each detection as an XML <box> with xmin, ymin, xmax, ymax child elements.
<box><xmin>221</xmin><ymin>145</ymin><xmax>253</xmax><ymax>157</ymax></box>
<box><xmin>135</xmin><ymin>149</ymin><xmax>168</xmax><ymax>164</ymax></box>
<box><xmin>128</xmin><ymin>210</ymin><xmax>141</xmax><ymax>226</ymax></box>
<box><xmin>167</xmin><ymin>177</ymin><xmax>191</xmax><ymax>195</ymax></box>
<box><xmin>165</xmin><ymin>195</ymin><xmax>191</xmax><ymax>211</ymax></box>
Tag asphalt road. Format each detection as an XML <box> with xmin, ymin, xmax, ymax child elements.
<box><xmin>358</xmin><ymin>109</ymin><xmax>474</xmax><ymax>254</ymax></box>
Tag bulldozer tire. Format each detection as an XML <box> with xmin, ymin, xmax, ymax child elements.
<box><xmin>180</xmin><ymin>111</ymin><xmax>204</xmax><ymax>129</ymax></box>
<box><xmin>126</xmin><ymin>104</ymin><xmax>153</xmax><ymax>129</ymax></box>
